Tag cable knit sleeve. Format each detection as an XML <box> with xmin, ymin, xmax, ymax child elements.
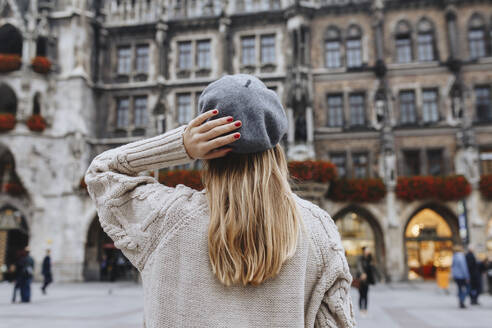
<box><xmin>84</xmin><ymin>126</ymin><xmax>194</xmax><ymax>271</ymax></box>
<box><xmin>313</xmin><ymin>210</ymin><xmax>356</xmax><ymax>328</ymax></box>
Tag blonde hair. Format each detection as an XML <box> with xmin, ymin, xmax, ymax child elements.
<box><xmin>202</xmin><ymin>145</ymin><xmax>300</xmax><ymax>286</ymax></box>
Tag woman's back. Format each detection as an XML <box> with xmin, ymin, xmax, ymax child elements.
<box><xmin>85</xmin><ymin>74</ymin><xmax>354</xmax><ymax>327</ymax></box>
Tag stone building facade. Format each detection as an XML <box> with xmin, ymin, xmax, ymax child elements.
<box><xmin>1</xmin><ymin>0</ymin><xmax>492</xmax><ymax>282</ymax></box>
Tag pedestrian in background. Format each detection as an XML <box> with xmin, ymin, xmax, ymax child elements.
<box><xmin>358</xmin><ymin>272</ymin><xmax>369</xmax><ymax>316</ymax></box>
<box><xmin>85</xmin><ymin>74</ymin><xmax>355</xmax><ymax>327</ymax></box>
<box><xmin>465</xmin><ymin>246</ymin><xmax>481</xmax><ymax>305</ymax></box>
<box><xmin>7</xmin><ymin>264</ymin><xmax>20</xmax><ymax>303</ymax></box>
<box><xmin>451</xmin><ymin>245</ymin><xmax>470</xmax><ymax>309</ymax></box>
<box><xmin>485</xmin><ymin>257</ymin><xmax>492</xmax><ymax>295</ymax></box>
<box><xmin>17</xmin><ymin>247</ymin><xmax>34</xmax><ymax>303</ymax></box>
<box><xmin>41</xmin><ymin>249</ymin><xmax>52</xmax><ymax>295</ymax></box>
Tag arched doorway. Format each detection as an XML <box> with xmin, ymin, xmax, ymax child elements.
<box><xmin>0</xmin><ymin>83</ymin><xmax>17</xmax><ymax>115</ymax></box>
<box><xmin>84</xmin><ymin>216</ymin><xmax>138</xmax><ymax>282</ymax></box>
<box><xmin>334</xmin><ymin>206</ymin><xmax>386</xmax><ymax>281</ymax></box>
<box><xmin>404</xmin><ymin>205</ymin><xmax>459</xmax><ymax>280</ymax></box>
<box><xmin>0</xmin><ymin>206</ymin><xmax>29</xmax><ymax>280</ymax></box>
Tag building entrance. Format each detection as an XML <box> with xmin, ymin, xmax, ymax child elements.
<box><xmin>0</xmin><ymin>206</ymin><xmax>29</xmax><ymax>280</ymax></box>
<box><xmin>405</xmin><ymin>208</ymin><xmax>456</xmax><ymax>280</ymax></box>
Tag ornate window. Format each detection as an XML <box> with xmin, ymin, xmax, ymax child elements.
<box><xmin>403</xmin><ymin>150</ymin><xmax>420</xmax><ymax>176</ymax></box>
<box><xmin>427</xmin><ymin>149</ymin><xmax>444</xmax><ymax>176</ymax></box>
<box><xmin>177</xmin><ymin>93</ymin><xmax>192</xmax><ymax>125</ymax></box>
<box><xmin>330</xmin><ymin>152</ymin><xmax>347</xmax><ymax>178</ymax></box>
<box><xmin>399</xmin><ymin>90</ymin><xmax>417</xmax><ymax>124</ymax></box>
<box><xmin>324</xmin><ymin>26</ymin><xmax>341</xmax><ymax>68</ymax></box>
<box><xmin>196</xmin><ymin>40</ymin><xmax>211</xmax><ymax>69</ymax></box>
<box><xmin>346</xmin><ymin>25</ymin><xmax>362</xmax><ymax>68</ymax></box>
<box><xmin>395</xmin><ymin>21</ymin><xmax>413</xmax><ymax>63</ymax></box>
<box><xmin>134</xmin><ymin>96</ymin><xmax>148</xmax><ymax>128</ymax></box>
<box><xmin>260</xmin><ymin>34</ymin><xmax>276</xmax><ymax>64</ymax></box>
<box><xmin>349</xmin><ymin>93</ymin><xmax>365</xmax><ymax>127</ymax></box>
<box><xmin>476</xmin><ymin>86</ymin><xmax>492</xmax><ymax>122</ymax></box>
<box><xmin>135</xmin><ymin>45</ymin><xmax>149</xmax><ymax>73</ymax></box>
<box><xmin>468</xmin><ymin>14</ymin><xmax>487</xmax><ymax>59</ymax></box>
<box><xmin>117</xmin><ymin>46</ymin><xmax>131</xmax><ymax>75</ymax></box>
<box><xmin>417</xmin><ymin>19</ymin><xmax>435</xmax><ymax>62</ymax></box>
<box><xmin>353</xmin><ymin>152</ymin><xmax>369</xmax><ymax>178</ymax></box>
<box><xmin>116</xmin><ymin>98</ymin><xmax>130</xmax><ymax>129</ymax></box>
<box><xmin>422</xmin><ymin>89</ymin><xmax>439</xmax><ymax>123</ymax></box>
<box><xmin>326</xmin><ymin>94</ymin><xmax>344</xmax><ymax>127</ymax></box>
<box><xmin>178</xmin><ymin>41</ymin><xmax>192</xmax><ymax>70</ymax></box>
<box><xmin>241</xmin><ymin>36</ymin><xmax>256</xmax><ymax>66</ymax></box>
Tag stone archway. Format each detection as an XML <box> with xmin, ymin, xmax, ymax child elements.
<box><xmin>83</xmin><ymin>216</ymin><xmax>137</xmax><ymax>282</ymax></box>
<box><xmin>333</xmin><ymin>205</ymin><xmax>386</xmax><ymax>281</ymax></box>
<box><xmin>403</xmin><ymin>203</ymin><xmax>460</xmax><ymax>280</ymax></box>
<box><xmin>0</xmin><ymin>23</ymin><xmax>22</xmax><ymax>55</ymax></box>
<box><xmin>0</xmin><ymin>83</ymin><xmax>17</xmax><ymax>115</ymax></box>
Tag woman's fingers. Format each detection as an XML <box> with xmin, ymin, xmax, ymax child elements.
<box><xmin>197</xmin><ymin>116</ymin><xmax>234</xmax><ymax>133</ymax></box>
<box><xmin>188</xmin><ymin>109</ymin><xmax>218</xmax><ymax>128</ymax></box>
<box><xmin>205</xmin><ymin>132</ymin><xmax>241</xmax><ymax>153</ymax></box>
<box><xmin>202</xmin><ymin>120</ymin><xmax>241</xmax><ymax>141</ymax></box>
<box><xmin>203</xmin><ymin>147</ymin><xmax>233</xmax><ymax>160</ymax></box>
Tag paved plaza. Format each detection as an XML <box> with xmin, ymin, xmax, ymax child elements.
<box><xmin>0</xmin><ymin>281</ymin><xmax>491</xmax><ymax>328</ymax></box>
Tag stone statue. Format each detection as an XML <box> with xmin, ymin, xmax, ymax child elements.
<box><xmin>456</xmin><ymin>146</ymin><xmax>480</xmax><ymax>186</ymax></box>
<box><xmin>379</xmin><ymin>148</ymin><xmax>396</xmax><ymax>188</ymax></box>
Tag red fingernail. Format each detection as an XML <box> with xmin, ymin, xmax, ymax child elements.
<box><xmin>235</xmin><ymin>122</ymin><xmax>242</xmax><ymax>127</ymax></box>
<box><xmin>212</xmin><ymin>109</ymin><xmax>218</xmax><ymax>114</ymax></box>
<box><xmin>234</xmin><ymin>133</ymin><xmax>241</xmax><ymax>139</ymax></box>
<box><xmin>227</xmin><ymin>117</ymin><xmax>233</xmax><ymax>122</ymax></box>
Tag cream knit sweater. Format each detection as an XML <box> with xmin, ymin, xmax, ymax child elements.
<box><xmin>85</xmin><ymin>126</ymin><xmax>356</xmax><ymax>328</ymax></box>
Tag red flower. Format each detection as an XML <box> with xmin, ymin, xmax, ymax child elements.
<box><xmin>26</xmin><ymin>114</ymin><xmax>47</xmax><ymax>132</ymax></box>
<box><xmin>328</xmin><ymin>178</ymin><xmax>386</xmax><ymax>203</ymax></box>
<box><xmin>288</xmin><ymin>161</ymin><xmax>337</xmax><ymax>183</ymax></box>
<box><xmin>5</xmin><ymin>183</ymin><xmax>24</xmax><ymax>196</ymax></box>
<box><xmin>479</xmin><ymin>175</ymin><xmax>492</xmax><ymax>200</ymax></box>
<box><xmin>0</xmin><ymin>113</ymin><xmax>16</xmax><ymax>132</ymax></box>
<box><xmin>0</xmin><ymin>54</ymin><xmax>21</xmax><ymax>72</ymax></box>
<box><xmin>31</xmin><ymin>56</ymin><xmax>52</xmax><ymax>74</ymax></box>
<box><xmin>396</xmin><ymin>176</ymin><xmax>471</xmax><ymax>201</ymax></box>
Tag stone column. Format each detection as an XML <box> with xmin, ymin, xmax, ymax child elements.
<box><xmin>219</xmin><ymin>17</ymin><xmax>232</xmax><ymax>75</ymax></box>
<box><xmin>156</xmin><ymin>22</ymin><xmax>169</xmax><ymax>80</ymax></box>
<box><xmin>446</xmin><ymin>12</ymin><xmax>459</xmax><ymax>60</ymax></box>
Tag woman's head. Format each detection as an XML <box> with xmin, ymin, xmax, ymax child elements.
<box><xmin>203</xmin><ymin>144</ymin><xmax>300</xmax><ymax>286</ymax></box>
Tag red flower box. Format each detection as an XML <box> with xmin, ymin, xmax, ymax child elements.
<box><xmin>31</xmin><ymin>56</ymin><xmax>51</xmax><ymax>74</ymax></box>
<box><xmin>26</xmin><ymin>114</ymin><xmax>47</xmax><ymax>132</ymax></box>
<box><xmin>288</xmin><ymin>161</ymin><xmax>337</xmax><ymax>183</ymax></box>
<box><xmin>329</xmin><ymin>178</ymin><xmax>386</xmax><ymax>203</ymax></box>
<box><xmin>0</xmin><ymin>54</ymin><xmax>21</xmax><ymax>72</ymax></box>
<box><xmin>479</xmin><ymin>175</ymin><xmax>492</xmax><ymax>199</ymax></box>
<box><xmin>158</xmin><ymin>170</ymin><xmax>204</xmax><ymax>191</ymax></box>
<box><xmin>396</xmin><ymin>176</ymin><xmax>471</xmax><ymax>202</ymax></box>
<box><xmin>5</xmin><ymin>183</ymin><xmax>24</xmax><ymax>196</ymax></box>
<box><xmin>0</xmin><ymin>113</ymin><xmax>16</xmax><ymax>132</ymax></box>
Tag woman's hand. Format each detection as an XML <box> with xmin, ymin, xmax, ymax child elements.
<box><xmin>183</xmin><ymin>109</ymin><xmax>242</xmax><ymax>160</ymax></box>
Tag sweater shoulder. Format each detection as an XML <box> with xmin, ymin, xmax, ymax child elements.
<box><xmin>293</xmin><ymin>194</ymin><xmax>345</xmax><ymax>267</ymax></box>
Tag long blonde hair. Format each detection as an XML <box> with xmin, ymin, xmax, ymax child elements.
<box><xmin>202</xmin><ymin>145</ymin><xmax>300</xmax><ymax>286</ymax></box>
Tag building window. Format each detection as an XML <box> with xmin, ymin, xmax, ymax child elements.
<box><xmin>135</xmin><ymin>45</ymin><xmax>149</xmax><ymax>73</ymax></box>
<box><xmin>353</xmin><ymin>153</ymin><xmax>369</xmax><ymax>178</ymax></box>
<box><xmin>399</xmin><ymin>91</ymin><xmax>417</xmax><ymax>125</ymax></box>
<box><xmin>427</xmin><ymin>149</ymin><xmax>444</xmax><ymax>176</ymax></box>
<box><xmin>134</xmin><ymin>96</ymin><xmax>148</xmax><ymax>128</ymax></box>
<box><xmin>476</xmin><ymin>86</ymin><xmax>492</xmax><ymax>122</ymax></box>
<box><xmin>395</xmin><ymin>21</ymin><xmax>413</xmax><ymax>63</ymax></box>
<box><xmin>403</xmin><ymin>150</ymin><xmax>420</xmax><ymax>176</ymax></box>
<box><xmin>349</xmin><ymin>93</ymin><xmax>365</xmax><ymax>127</ymax></box>
<box><xmin>417</xmin><ymin>19</ymin><xmax>435</xmax><ymax>62</ymax></box>
<box><xmin>177</xmin><ymin>93</ymin><xmax>192</xmax><ymax>125</ymax></box>
<box><xmin>480</xmin><ymin>149</ymin><xmax>492</xmax><ymax>175</ymax></box>
<box><xmin>326</xmin><ymin>94</ymin><xmax>344</xmax><ymax>127</ymax></box>
<box><xmin>117</xmin><ymin>46</ymin><xmax>131</xmax><ymax>75</ymax></box>
<box><xmin>178</xmin><ymin>41</ymin><xmax>192</xmax><ymax>70</ymax></box>
<box><xmin>116</xmin><ymin>98</ymin><xmax>129</xmax><ymax>129</ymax></box>
<box><xmin>330</xmin><ymin>153</ymin><xmax>347</xmax><ymax>178</ymax></box>
<box><xmin>196</xmin><ymin>40</ymin><xmax>211</xmax><ymax>69</ymax></box>
<box><xmin>324</xmin><ymin>26</ymin><xmax>341</xmax><ymax>68</ymax></box>
<box><xmin>468</xmin><ymin>14</ymin><xmax>487</xmax><ymax>60</ymax></box>
<box><xmin>260</xmin><ymin>34</ymin><xmax>276</xmax><ymax>64</ymax></box>
<box><xmin>346</xmin><ymin>25</ymin><xmax>362</xmax><ymax>68</ymax></box>
<box><xmin>422</xmin><ymin>89</ymin><xmax>439</xmax><ymax>123</ymax></box>
<box><xmin>241</xmin><ymin>36</ymin><xmax>256</xmax><ymax>66</ymax></box>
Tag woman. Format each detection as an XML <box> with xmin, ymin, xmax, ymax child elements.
<box><xmin>85</xmin><ymin>74</ymin><xmax>355</xmax><ymax>327</ymax></box>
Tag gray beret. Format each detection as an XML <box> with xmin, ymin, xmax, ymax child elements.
<box><xmin>197</xmin><ymin>74</ymin><xmax>288</xmax><ymax>154</ymax></box>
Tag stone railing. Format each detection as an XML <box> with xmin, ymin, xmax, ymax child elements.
<box><xmin>104</xmin><ymin>0</ymin><xmax>160</xmax><ymax>25</ymax></box>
